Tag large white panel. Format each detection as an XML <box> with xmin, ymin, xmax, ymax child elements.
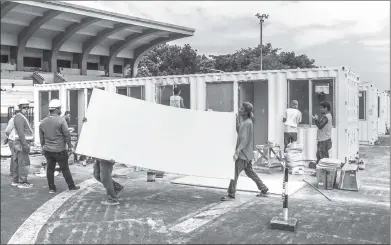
<box><xmin>76</xmin><ymin>89</ymin><xmax>237</xmax><ymax>179</ymax></box>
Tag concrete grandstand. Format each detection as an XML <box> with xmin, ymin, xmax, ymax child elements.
<box><xmin>0</xmin><ymin>0</ymin><xmax>195</xmax><ymax>122</ymax></box>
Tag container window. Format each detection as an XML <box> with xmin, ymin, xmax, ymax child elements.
<box><xmin>129</xmin><ymin>86</ymin><xmax>145</xmax><ymax>100</ymax></box>
<box><xmin>288</xmin><ymin>80</ymin><xmax>310</xmax><ymax>125</ymax></box>
<box><xmin>116</xmin><ymin>87</ymin><xmax>127</xmax><ymax>96</ymax></box>
<box><xmin>116</xmin><ymin>86</ymin><xmax>145</xmax><ymax>100</ymax></box>
<box><xmin>51</xmin><ymin>90</ymin><xmax>59</xmax><ymax>100</ymax></box>
<box><xmin>312</xmin><ymin>79</ymin><xmax>335</xmax><ymax>126</ymax></box>
<box><xmin>359</xmin><ymin>92</ymin><xmax>366</xmax><ymax>120</ymax></box>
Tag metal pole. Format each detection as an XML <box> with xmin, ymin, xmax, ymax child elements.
<box><xmin>260</xmin><ymin>21</ymin><xmax>263</xmax><ymax>71</ymax></box>
<box><xmin>282</xmin><ymin>165</ymin><xmax>289</xmax><ymax>221</ymax></box>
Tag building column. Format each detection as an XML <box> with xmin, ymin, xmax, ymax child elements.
<box><xmin>16</xmin><ymin>47</ymin><xmax>25</xmax><ymax>71</ymax></box>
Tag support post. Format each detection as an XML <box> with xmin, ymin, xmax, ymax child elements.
<box><xmin>270</xmin><ymin>162</ymin><xmax>298</xmax><ymax>231</ymax></box>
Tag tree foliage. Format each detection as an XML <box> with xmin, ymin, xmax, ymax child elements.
<box><xmin>136</xmin><ymin>42</ymin><xmax>317</xmax><ymax>77</ymax></box>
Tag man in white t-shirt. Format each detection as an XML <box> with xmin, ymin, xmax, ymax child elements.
<box><xmin>170</xmin><ymin>86</ymin><xmax>185</xmax><ymax>108</ymax></box>
<box><xmin>282</xmin><ymin>100</ymin><xmax>302</xmax><ymax>151</ymax></box>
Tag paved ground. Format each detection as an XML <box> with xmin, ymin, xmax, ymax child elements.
<box><xmin>1</xmin><ymin>137</ymin><xmax>390</xmax><ymax>244</ymax></box>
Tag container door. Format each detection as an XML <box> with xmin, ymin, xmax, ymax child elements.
<box><xmin>239</xmin><ymin>82</ymin><xmax>255</xmax><ymax>148</ymax></box>
<box><xmin>254</xmin><ymin>81</ymin><xmax>268</xmax><ymax>144</ymax></box>
<box><xmin>69</xmin><ymin>90</ymin><xmax>79</xmax><ymax>130</ymax></box>
<box><xmin>206</xmin><ymin>82</ymin><xmax>234</xmax><ymax>112</ymax></box>
<box><xmin>77</xmin><ymin>90</ymin><xmax>85</xmax><ymax>136</ymax></box>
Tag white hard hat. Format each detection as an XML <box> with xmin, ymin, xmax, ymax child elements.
<box><xmin>48</xmin><ymin>99</ymin><xmax>61</xmax><ymax>110</ymax></box>
<box><xmin>18</xmin><ymin>98</ymin><xmax>30</xmax><ymax>106</ymax></box>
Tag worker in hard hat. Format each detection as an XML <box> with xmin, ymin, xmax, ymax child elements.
<box><xmin>12</xmin><ymin>98</ymin><xmax>34</xmax><ymax>188</ymax></box>
<box><xmin>4</xmin><ymin>105</ymin><xmax>20</xmax><ymax>177</ymax></box>
<box><xmin>39</xmin><ymin>99</ymin><xmax>80</xmax><ymax>193</ymax></box>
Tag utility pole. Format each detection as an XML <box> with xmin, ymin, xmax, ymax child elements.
<box><xmin>255</xmin><ymin>13</ymin><xmax>269</xmax><ymax>70</ymax></box>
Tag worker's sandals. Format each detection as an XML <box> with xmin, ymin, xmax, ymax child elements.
<box><xmin>220</xmin><ymin>195</ymin><xmax>235</xmax><ymax>201</ymax></box>
<box><xmin>256</xmin><ymin>187</ymin><xmax>269</xmax><ymax>197</ymax></box>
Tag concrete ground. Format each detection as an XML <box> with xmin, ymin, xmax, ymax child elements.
<box><xmin>1</xmin><ymin>137</ymin><xmax>390</xmax><ymax>244</ymax></box>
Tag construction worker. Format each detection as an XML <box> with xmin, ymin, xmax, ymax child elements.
<box><xmin>170</xmin><ymin>86</ymin><xmax>185</xmax><ymax>108</ymax></box>
<box><xmin>4</xmin><ymin>105</ymin><xmax>20</xmax><ymax>177</ymax></box>
<box><xmin>282</xmin><ymin>100</ymin><xmax>302</xmax><ymax>151</ymax></box>
<box><xmin>39</xmin><ymin>99</ymin><xmax>80</xmax><ymax>193</ymax></box>
<box><xmin>309</xmin><ymin>101</ymin><xmax>333</xmax><ymax>170</ymax></box>
<box><xmin>221</xmin><ymin>102</ymin><xmax>269</xmax><ymax>201</ymax></box>
<box><xmin>81</xmin><ymin>117</ymin><xmax>124</xmax><ymax>206</ymax></box>
<box><xmin>12</xmin><ymin>98</ymin><xmax>34</xmax><ymax>188</ymax></box>
<box><xmin>93</xmin><ymin>158</ymin><xmax>124</xmax><ymax>206</ymax></box>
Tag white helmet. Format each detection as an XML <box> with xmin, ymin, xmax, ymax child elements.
<box><xmin>18</xmin><ymin>98</ymin><xmax>30</xmax><ymax>106</ymax></box>
<box><xmin>48</xmin><ymin>99</ymin><xmax>61</xmax><ymax>110</ymax></box>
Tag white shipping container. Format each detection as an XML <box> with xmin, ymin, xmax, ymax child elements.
<box><xmin>359</xmin><ymin>83</ymin><xmax>379</xmax><ymax>145</ymax></box>
<box><xmin>377</xmin><ymin>92</ymin><xmax>387</xmax><ymax>135</ymax></box>
<box><xmin>33</xmin><ymin>67</ymin><xmax>360</xmax><ymax>165</ymax></box>
<box><xmin>386</xmin><ymin>93</ymin><xmax>390</xmax><ymax>131</ymax></box>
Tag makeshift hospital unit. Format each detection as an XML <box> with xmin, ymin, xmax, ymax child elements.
<box><xmin>359</xmin><ymin>83</ymin><xmax>379</xmax><ymax>145</ymax></box>
<box><xmin>377</xmin><ymin>91</ymin><xmax>388</xmax><ymax>135</ymax></box>
<box><xmin>33</xmin><ymin>67</ymin><xmax>360</xmax><ymax>165</ymax></box>
<box><xmin>191</xmin><ymin>67</ymin><xmax>359</xmax><ymax>164</ymax></box>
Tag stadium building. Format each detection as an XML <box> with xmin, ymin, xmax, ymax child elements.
<box><xmin>0</xmin><ymin>0</ymin><xmax>195</xmax><ymax>123</ymax></box>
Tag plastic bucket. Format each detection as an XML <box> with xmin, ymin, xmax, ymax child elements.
<box><xmin>316</xmin><ymin>167</ymin><xmax>337</xmax><ymax>190</ymax></box>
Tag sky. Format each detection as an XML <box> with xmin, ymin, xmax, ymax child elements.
<box><xmin>69</xmin><ymin>1</ymin><xmax>390</xmax><ymax>91</ymax></box>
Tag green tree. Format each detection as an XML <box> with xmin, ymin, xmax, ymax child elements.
<box><xmin>136</xmin><ymin>42</ymin><xmax>317</xmax><ymax>77</ymax></box>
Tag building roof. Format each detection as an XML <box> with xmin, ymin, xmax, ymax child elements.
<box><xmin>1</xmin><ymin>0</ymin><xmax>195</xmax><ymax>60</ymax></box>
